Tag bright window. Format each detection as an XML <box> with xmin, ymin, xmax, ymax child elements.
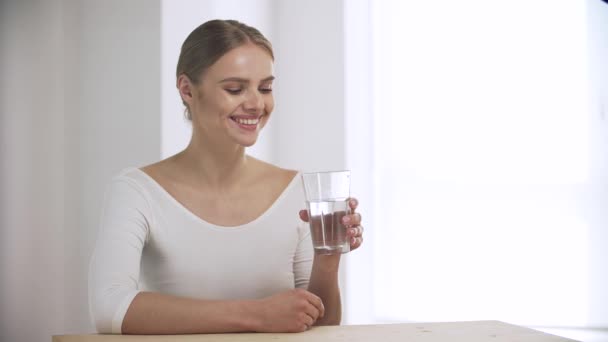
<box><xmin>349</xmin><ymin>0</ymin><xmax>592</xmax><ymax>327</ymax></box>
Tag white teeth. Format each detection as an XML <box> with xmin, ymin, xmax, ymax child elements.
<box><xmin>234</xmin><ymin>117</ymin><xmax>259</xmax><ymax>125</ymax></box>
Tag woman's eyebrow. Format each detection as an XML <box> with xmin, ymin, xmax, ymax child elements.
<box><xmin>219</xmin><ymin>76</ymin><xmax>275</xmax><ymax>83</ymax></box>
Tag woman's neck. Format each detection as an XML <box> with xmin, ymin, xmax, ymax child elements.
<box><xmin>176</xmin><ymin>133</ymin><xmax>250</xmax><ymax>190</ymax></box>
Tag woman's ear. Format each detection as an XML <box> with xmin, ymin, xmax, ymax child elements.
<box><xmin>177</xmin><ymin>74</ymin><xmax>195</xmax><ymax>106</ymax></box>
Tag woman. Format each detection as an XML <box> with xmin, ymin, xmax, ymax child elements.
<box><xmin>89</xmin><ymin>19</ymin><xmax>364</xmax><ymax>335</ymax></box>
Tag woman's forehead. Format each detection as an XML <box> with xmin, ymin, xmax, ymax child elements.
<box><xmin>206</xmin><ymin>44</ymin><xmax>274</xmax><ymax>81</ymax></box>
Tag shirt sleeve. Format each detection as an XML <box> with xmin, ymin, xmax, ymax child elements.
<box><xmin>293</xmin><ymin>220</ymin><xmax>314</xmax><ymax>289</ymax></box>
<box><xmin>88</xmin><ymin>176</ymin><xmax>152</xmax><ymax>334</ymax></box>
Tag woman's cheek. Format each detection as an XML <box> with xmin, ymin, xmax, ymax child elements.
<box><xmin>265</xmin><ymin>98</ymin><xmax>275</xmax><ymax>114</ymax></box>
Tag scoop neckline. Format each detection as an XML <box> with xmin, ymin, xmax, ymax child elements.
<box><xmin>130</xmin><ymin>167</ymin><xmax>301</xmax><ymax>231</ymax></box>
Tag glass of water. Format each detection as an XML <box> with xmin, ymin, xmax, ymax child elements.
<box><xmin>301</xmin><ymin>171</ymin><xmax>351</xmax><ymax>255</ymax></box>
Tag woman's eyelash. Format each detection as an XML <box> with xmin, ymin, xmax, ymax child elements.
<box><xmin>225</xmin><ymin>88</ymin><xmax>272</xmax><ymax>94</ymax></box>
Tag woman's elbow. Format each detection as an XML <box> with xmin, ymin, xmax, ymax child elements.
<box><xmin>89</xmin><ymin>288</ymin><xmax>138</xmax><ymax>334</ymax></box>
<box><xmin>89</xmin><ymin>303</ymin><xmax>117</xmax><ymax>334</ymax></box>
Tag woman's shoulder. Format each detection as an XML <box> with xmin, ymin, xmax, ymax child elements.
<box><xmin>109</xmin><ymin>166</ymin><xmax>147</xmax><ymax>184</ymax></box>
<box><xmin>137</xmin><ymin>156</ymin><xmax>185</xmax><ymax>193</ymax></box>
<box><xmin>107</xmin><ymin>161</ymin><xmax>170</xmax><ymax>199</ymax></box>
<box><xmin>248</xmin><ymin>156</ymin><xmax>299</xmax><ymax>184</ymax></box>
<box><xmin>99</xmin><ymin>167</ymin><xmax>157</xmax><ymax>215</ymax></box>
<box><xmin>103</xmin><ymin>166</ymin><xmax>156</xmax><ymax>198</ymax></box>
<box><xmin>139</xmin><ymin>157</ymin><xmax>173</xmax><ymax>181</ymax></box>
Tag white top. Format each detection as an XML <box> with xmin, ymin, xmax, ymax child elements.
<box><xmin>88</xmin><ymin>168</ymin><xmax>313</xmax><ymax>334</ymax></box>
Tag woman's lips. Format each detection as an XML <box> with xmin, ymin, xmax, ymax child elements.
<box><xmin>230</xmin><ymin>115</ymin><xmax>261</xmax><ymax>132</ymax></box>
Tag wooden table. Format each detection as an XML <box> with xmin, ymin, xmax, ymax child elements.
<box><xmin>53</xmin><ymin>320</ymin><xmax>577</xmax><ymax>341</ymax></box>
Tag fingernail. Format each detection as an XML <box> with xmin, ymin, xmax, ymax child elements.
<box><xmin>350</xmin><ymin>228</ymin><xmax>356</xmax><ymax>235</ymax></box>
<box><xmin>343</xmin><ymin>216</ymin><xmax>351</xmax><ymax>223</ymax></box>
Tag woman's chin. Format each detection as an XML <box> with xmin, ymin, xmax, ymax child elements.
<box><xmin>241</xmin><ymin>140</ymin><xmax>258</xmax><ymax>148</ymax></box>
<box><xmin>225</xmin><ymin>118</ymin><xmax>265</xmax><ymax>148</ymax></box>
<box><xmin>232</xmin><ymin>134</ymin><xmax>259</xmax><ymax>148</ymax></box>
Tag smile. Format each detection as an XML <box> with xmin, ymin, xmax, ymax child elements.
<box><xmin>229</xmin><ymin>115</ymin><xmax>262</xmax><ymax>132</ymax></box>
<box><xmin>230</xmin><ymin>116</ymin><xmax>260</xmax><ymax>125</ymax></box>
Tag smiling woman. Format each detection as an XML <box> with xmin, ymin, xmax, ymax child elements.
<box><xmin>178</xmin><ymin>41</ymin><xmax>275</xmax><ymax>147</ymax></box>
<box><xmin>88</xmin><ymin>19</ymin><xmax>365</xmax><ymax>335</ymax></box>
<box><xmin>175</xmin><ymin>20</ymin><xmax>274</xmax><ymax>121</ymax></box>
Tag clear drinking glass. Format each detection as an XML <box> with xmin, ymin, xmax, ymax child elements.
<box><xmin>301</xmin><ymin>171</ymin><xmax>351</xmax><ymax>255</ymax></box>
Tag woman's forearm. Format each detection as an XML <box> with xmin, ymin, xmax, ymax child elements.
<box><xmin>121</xmin><ymin>292</ymin><xmax>260</xmax><ymax>334</ymax></box>
<box><xmin>307</xmin><ymin>254</ymin><xmax>342</xmax><ymax>326</ymax></box>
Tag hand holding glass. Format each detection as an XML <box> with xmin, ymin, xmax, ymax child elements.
<box><xmin>302</xmin><ymin>171</ymin><xmax>351</xmax><ymax>255</ymax></box>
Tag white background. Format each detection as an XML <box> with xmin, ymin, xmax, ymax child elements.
<box><xmin>370</xmin><ymin>0</ymin><xmax>604</xmax><ymax>328</ymax></box>
<box><xmin>1</xmin><ymin>1</ymin><xmax>607</xmax><ymax>341</ymax></box>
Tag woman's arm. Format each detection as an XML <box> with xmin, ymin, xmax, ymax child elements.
<box><xmin>307</xmin><ymin>254</ymin><xmax>342</xmax><ymax>326</ymax></box>
<box><xmin>121</xmin><ymin>289</ymin><xmax>324</xmax><ymax>334</ymax></box>
<box><xmin>121</xmin><ymin>292</ymin><xmax>258</xmax><ymax>334</ymax></box>
<box><xmin>299</xmin><ymin>198</ymin><xmax>364</xmax><ymax>326</ymax></box>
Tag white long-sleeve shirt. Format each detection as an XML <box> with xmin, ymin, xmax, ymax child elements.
<box><xmin>88</xmin><ymin>168</ymin><xmax>313</xmax><ymax>334</ymax></box>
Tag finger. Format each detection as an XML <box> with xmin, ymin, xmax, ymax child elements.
<box><xmin>299</xmin><ymin>210</ymin><xmax>309</xmax><ymax>222</ymax></box>
<box><xmin>349</xmin><ymin>236</ymin><xmax>360</xmax><ymax>250</ymax></box>
<box><xmin>350</xmin><ymin>236</ymin><xmax>363</xmax><ymax>250</ymax></box>
<box><xmin>298</xmin><ymin>314</ymin><xmax>313</xmax><ymax>333</ymax></box>
<box><xmin>303</xmin><ymin>303</ymin><xmax>320</xmax><ymax>323</ymax></box>
<box><xmin>350</xmin><ymin>213</ymin><xmax>362</xmax><ymax>226</ymax></box>
<box><xmin>348</xmin><ymin>198</ymin><xmax>359</xmax><ymax>211</ymax></box>
<box><xmin>342</xmin><ymin>213</ymin><xmax>361</xmax><ymax>228</ymax></box>
<box><xmin>347</xmin><ymin>225</ymin><xmax>363</xmax><ymax>237</ymax></box>
<box><xmin>303</xmin><ymin>292</ymin><xmax>325</xmax><ymax>319</ymax></box>
<box><xmin>302</xmin><ymin>313</ymin><xmax>314</xmax><ymax>328</ymax></box>
<box><xmin>342</xmin><ymin>213</ymin><xmax>361</xmax><ymax>227</ymax></box>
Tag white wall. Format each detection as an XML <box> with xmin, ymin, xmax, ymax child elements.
<box><xmin>0</xmin><ymin>1</ymin><xmax>161</xmax><ymax>340</ymax></box>
<box><xmin>586</xmin><ymin>0</ymin><xmax>608</xmax><ymax>328</ymax></box>
<box><xmin>1</xmin><ymin>2</ymin><xmax>66</xmax><ymax>341</ymax></box>
<box><xmin>272</xmin><ymin>0</ymin><xmax>346</xmax><ymax>172</ymax></box>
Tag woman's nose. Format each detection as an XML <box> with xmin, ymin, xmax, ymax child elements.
<box><xmin>243</xmin><ymin>91</ymin><xmax>264</xmax><ymax>113</ymax></box>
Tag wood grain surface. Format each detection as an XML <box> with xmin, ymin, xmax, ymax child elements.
<box><xmin>53</xmin><ymin>320</ymin><xmax>577</xmax><ymax>342</ymax></box>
